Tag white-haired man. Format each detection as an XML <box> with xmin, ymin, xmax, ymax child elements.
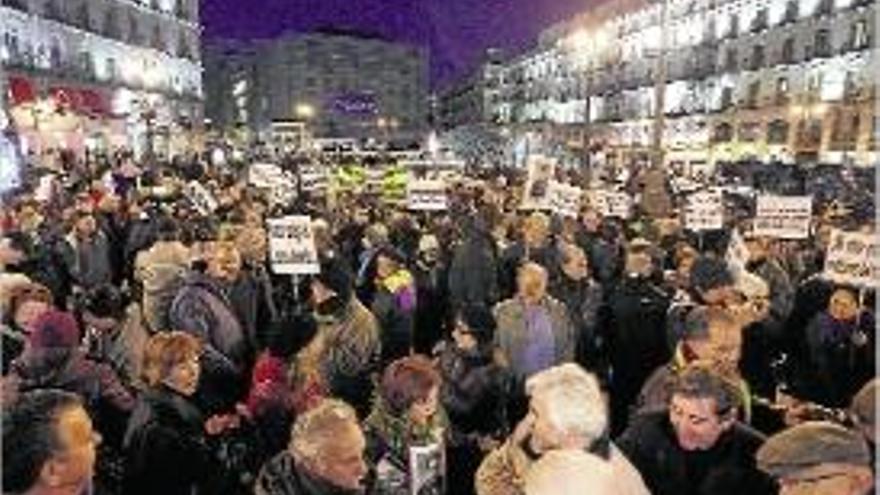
<box><xmin>476</xmin><ymin>363</ymin><xmax>649</xmax><ymax>495</ymax></box>
<box><xmin>255</xmin><ymin>399</ymin><xmax>368</xmax><ymax>495</ymax></box>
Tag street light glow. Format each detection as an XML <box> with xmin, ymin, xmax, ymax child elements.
<box><xmin>295</xmin><ymin>103</ymin><xmax>315</xmax><ymax>119</ymax></box>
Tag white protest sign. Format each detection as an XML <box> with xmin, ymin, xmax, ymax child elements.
<box><xmin>521</xmin><ymin>155</ymin><xmax>556</xmax><ymax>210</ymax></box>
<box><xmin>407</xmin><ymin>179</ymin><xmax>448</xmax><ymax>211</ymax></box>
<box><xmin>823</xmin><ymin>230</ymin><xmax>880</xmax><ymax>288</ymax></box>
<box><xmin>753</xmin><ymin>195</ymin><xmax>812</xmax><ymax>239</ymax></box>
<box><xmin>266</xmin><ymin>216</ymin><xmax>320</xmax><ymax>275</ymax></box>
<box><xmin>184</xmin><ymin>181</ymin><xmax>218</xmax><ymax>216</ymax></box>
<box><xmin>546</xmin><ymin>181</ymin><xmax>583</xmax><ymax>218</ymax></box>
<box><xmin>685</xmin><ymin>189</ymin><xmax>723</xmax><ymax>231</ymax></box>
<box><xmin>408</xmin><ymin>442</ymin><xmax>445</xmax><ymax>495</ymax></box>
<box><xmin>249</xmin><ymin>163</ymin><xmax>284</xmax><ymax>188</ymax></box>
<box><xmin>299</xmin><ymin>165</ymin><xmax>328</xmax><ymax>192</ymax></box>
<box><xmin>726</xmin><ymin>229</ymin><xmax>751</xmax><ymax>276</ymax></box>
<box><xmin>34</xmin><ymin>174</ymin><xmax>56</xmax><ymax>203</ymax></box>
<box><xmin>596</xmin><ymin>190</ymin><xmax>632</xmax><ymax>219</ymax></box>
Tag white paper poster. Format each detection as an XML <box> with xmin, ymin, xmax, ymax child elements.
<box><xmin>266</xmin><ymin>216</ymin><xmax>320</xmax><ymax>275</ymax></box>
<box><xmin>823</xmin><ymin>230</ymin><xmax>880</xmax><ymax>288</ymax></box>
<box><xmin>596</xmin><ymin>190</ymin><xmax>632</xmax><ymax>219</ymax></box>
<box><xmin>685</xmin><ymin>189</ymin><xmax>723</xmax><ymax>231</ymax></box>
<box><xmin>521</xmin><ymin>156</ymin><xmax>556</xmax><ymax>210</ymax></box>
<box><xmin>249</xmin><ymin>163</ymin><xmax>284</xmax><ymax>188</ymax></box>
<box><xmin>184</xmin><ymin>181</ymin><xmax>218</xmax><ymax>216</ymax></box>
<box><xmin>299</xmin><ymin>165</ymin><xmax>328</xmax><ymax>192</ymax></box>
<box><xmin>547</xmin><ymin>182</ymin><xmax>583</xmax><ymax>218</ymax></box>
<box><xmin>407</xmin><ymin>180</ymin><xmax>448</xmax><ymax>211</ymax></box>
<box><xmin>753</xmin><ymin>195</ymin><xmax>812</xmax><ymax>239</ymax></box>
<box><xmin>408</xmin><ymin>442</ymin><xmax>445</xmax><ymax>495</ymax></box>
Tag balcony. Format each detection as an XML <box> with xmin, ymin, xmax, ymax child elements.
<box><xmin>1</xmin><ymin>0</ymin><xmax>28</xmax><ymax>12</ymax></box>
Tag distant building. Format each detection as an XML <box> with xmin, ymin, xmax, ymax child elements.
<box><xmin>204</xmin><ymin>29</ymin><xmax>429</xmax><ymax>145</ymax></box>
<box><xmin>1</xmin><ymin>0</ymin><xmax>203</xmax><ymax>159</ymax></box>
<box><xmin>437</xmin><ymin>48</ymin><xmax>505</xmax><ymax>129</ymax></box>
<box><xmin>487</xmin><ymin>0</ymin><xmax>878</xmax><ymax>169</ymax></box>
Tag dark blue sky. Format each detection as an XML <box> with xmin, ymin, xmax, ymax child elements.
<box><xmin>200</xmin><ymin>0</ymin><xmax>600</xmax><ymax>89</ymax></box>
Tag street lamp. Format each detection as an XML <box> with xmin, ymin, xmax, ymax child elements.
<box><xmin>295</xmin><ymin>103</ymin><xmax>315</xmax><ymax>120</ymax></box>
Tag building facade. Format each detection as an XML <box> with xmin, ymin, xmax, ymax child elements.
<box><xmin>437</xmin><ymin>48</ymin><xmax>505</xmax><ymax>129</ymax></box>
<box><xmin>1</xmin><ymin>0</ymin><xmax>203</xmax><ymax>159</ymax></box>
<box><xmin>491</xmin><ymin>0</ymin><xmax>878</xmax><ymax>169</ymax></box>
<box><xmin>205</xmin><ymin>30</ymin><xmax>429</xmax><ymax>146</ymax></box>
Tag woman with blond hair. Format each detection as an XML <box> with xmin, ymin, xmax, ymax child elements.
<box><xmin>123</xmin><ymin>331</ymin><xmax>230</xmax><ymax>495</ymax></box>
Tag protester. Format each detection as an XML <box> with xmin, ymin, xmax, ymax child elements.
<box><xmin>757</xmin><ymin>421</ymin><xmax>874</xmax><ymax>495</ymax></box>
<box><xmin>477</xmin><ymin>363</ymin><xmax>648</xmax><ymax>495</ymax></box>
<box><xmin>133</xmin><ymin>216</ymin><xmax>191</xmax><ymax>333</ymax></box>
<box><xmin>523</xmin><ymin>449</ymin><xmax>617</xmax><ymax>495</ymax></box>
<box><xmin>2</xmin><ymin>281</ymin><xmax>54</xmax><ymax>373</ymax></box>
<box><xmin>618</xmin><ymin>366</ymin><xmax>775</xmax><ymax>495</ymax></box>
<box><xmin>122</xmin><ymin>331</ymin><xmax>231</xmax><ymax>494</ymax></box>
<box><xmin>364</xmin><ymin>355</ymin><xmax>447</xmax><ymax>494</ymax></box>
<box><xmin>371</xmin><ymin>247</ymin><xmax>417</xmax><ymax>363</ymax></box>
<box><xmin>2</xmin><ymin>389</ymin><xmax>99</xmax><ymax>495</ymax></box>
<box><xmin>255</xmin><ymin>398</ymin><xmax>368</xmax><ymax>495</ymax></box>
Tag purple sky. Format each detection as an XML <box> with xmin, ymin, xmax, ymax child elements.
<box><xmin>200</xmin><ymin>0</ymin><xmax>600</xmax><ymax>89</ymax></box>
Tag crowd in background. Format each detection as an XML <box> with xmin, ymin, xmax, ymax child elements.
<box><xmin>0</xmin><ymin>148</ymin><xmax>876</xmax><ymax>495</ymax></box>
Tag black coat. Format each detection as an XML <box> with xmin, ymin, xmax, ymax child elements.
<box><xmin>617</xmin><ymin>410</ymin><xmax>775</xmax><ymax>495</ymax></box>
<box><xmin>122</xmin><ymin>387</ymin><xmax>219</xmax><ymax>495</ymax></box>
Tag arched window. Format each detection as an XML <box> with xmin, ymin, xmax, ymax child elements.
<box><xmin>103</xmin><ymin>8</ymin><xmax>121</xmax><ymax>40</ymax></box>
<box><xmin>76</xmin><ymin>2</ymin><xmax>91</xmax><ymax>31</ymax></box>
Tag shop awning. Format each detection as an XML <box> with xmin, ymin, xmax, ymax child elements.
<box><xmin>48</xmin><ymin>86</ymin><xmax>110</xmax><ymax>117</ymax></box>
<box><xmin>8</xmin><ymin>76</ymin><xmax>36</xmax><ymax>105</ymax></box>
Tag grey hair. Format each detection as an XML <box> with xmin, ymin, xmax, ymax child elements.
<box><xmin>289</xmin><ymin>399</ymin><xmax>359</xmax><ymax>463</ymax></box>
<box><xmin>525</xmin><ymin>363</ymin><xmax>608</xmax><ymax>443</ymax></box>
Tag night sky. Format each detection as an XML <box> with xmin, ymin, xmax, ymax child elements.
<box><xmin>200</xmin><ymin>0</ymin><xmax>601</xmax><ymax>89</ymax></box>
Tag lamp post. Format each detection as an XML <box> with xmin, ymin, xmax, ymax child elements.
<box><xmin>650</xmin><ymin>0</ymin><xmax>669</xmax><ymax>170</ymax></box>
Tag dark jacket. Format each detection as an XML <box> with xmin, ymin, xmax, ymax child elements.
<box><xmin>122</xmin><ymin>387</ymin><xmax>219</xmax><ymax>495</ymax></box>
<box><xmin>371</xmin><ymin>269</ymin><xmax>417</xmax><ymax>364</ymax></box>
<box><xmin>169</xmin><ymin>271</ymin><xmax>249</xmax><ymax>412</ymax></box>
<box><xmin>549</xmin><ymin>275</ymin><xmax>604</xmax><ymax>370</ymax></box>
<box><xmin>255</xmin><ymin>451</ymin><xmax>361</xmax><ymax>495</ymax></box>
<box><xmin>803</xmin><ymin>311</ymin><xmax>875</xmax><ymax>408</ymax></box>
<box><xmin>617</xmin><ymin>410</ymin><xmax>775</xmax><ymax>495</ymax></box>
<box><xmin>436</xmin><ymin>342</ymin><xmax>508</xmax><ymax>438</ymax></box>
<box><xmin>230</xmin><ymin>262</ymin><xmax>279</xmax><ymax>351</ymax></box>
<box><xmin>448</xmin><ymin>229</ymin><xmax>499</xmax><ymax>309</ymax></box>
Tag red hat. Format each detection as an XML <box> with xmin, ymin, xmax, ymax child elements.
<box><xmin>29</xmin><ymin>311</ymin><xmax>80</xmax><ymax>349</ymax></box>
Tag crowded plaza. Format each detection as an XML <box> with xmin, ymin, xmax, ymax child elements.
<box><xmin>1</xmin><ymin>0</ymin><xmax>878</xmax><ymax>494</ymax></box>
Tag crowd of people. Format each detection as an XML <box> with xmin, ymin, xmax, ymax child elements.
<box><xmin>0</xmin><ymin>148</ymin><xmax>876</xmax><ymax>495</ymax></box>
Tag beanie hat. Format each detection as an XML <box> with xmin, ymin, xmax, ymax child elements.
<box><xmin>690</xmin><ymin>256</ymin><xmax>734</xmax><ymax>293</ymax></box>
<box><xmin>29</xmin><ymin>311</ymin><xmax>80</xmax><ymax>349</ymax></box>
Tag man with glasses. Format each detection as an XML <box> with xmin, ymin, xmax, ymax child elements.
<box><xmin>3</xmin><ymin>389</ymin><xmax>100</xmax><ymax>495</ymax></box>
<box><xmin>757</xmin><ymin>421</ymin><xmax>874</xmax><ymax>495</ymax></box>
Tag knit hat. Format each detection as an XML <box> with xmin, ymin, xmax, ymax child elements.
<box><xmin>458</xmin><ymin>304</ymin><xmax>497</xmax><ymax>344</ymax></box>
<box><xmin>29</xmin><ymin>311</ymin><xmax>80</xmax><ymax>349</ymax></box>
<box><xmin>850</xmin><ymin>378</ymin><xmax>878</xmax><ymax>428</ymax></box>
<box><xmin>314</xmin><ymin>258</ymin><xmax>353</xmax><ymax>301</ymax></box>
<box><xmin>690</xmin><ymin>256</ymin><xmax>734</xmax><ymax>293</ymax></box>
<box><xmin>756</xmin><ymin>421</ymin><xmax>871</xmax><ymax>478</ymax></box>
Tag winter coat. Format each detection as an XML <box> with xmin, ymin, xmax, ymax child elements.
<box><xmin>134</xmin><ymin>240</ymin><xmax>190</xmax><ymax>332</ymax></box>
<box><xmin>497</xmin><ymin>242</ymin><xmax>558</xmax><ymax>301</ymax></box>
<box><xmin>617</xmin><ymin>410</ymin><xmax>774</xmax><ymax>495</ymax></box>
<box><xmin>62</xmin><ymin>230</ymin><xmax>114</xmax><ymax>291</ymax></box>
<box><xmin>315</xmin><ymin>296</ymin><xmax>381</xmax><ymax>417</ymax></box>
<box><xmin>413</xmin><ymin>259</ymin><xmax>451</xmax><ymax>354</ymax></box>
<box><xmin>83</xmin><ymin>303</ymin><xmax>149</xmax><ymax>389</ymax></box>
<box><xmin>10</xmin><ymin>347</ymin><xmax>134</xmax><ymax>416</ymax></box>
<box><xmin>802</xmin><ymin>311</ymin><xmax>875</xmax><ymax>408</ymax></box>
<box><xmin>230</xmin><ymin>262</ymin><xmax>278</xmax><ymax>351</ymax></box>
<box><xmin>372</xmin><ymin>269</ymin><xmax>417</xmax><ymax>363</ymax></box>
<box><xmin>169</xmin><ymin>271</ymin><xmax>248</xmax><ymax>412</ymax></box>
<box><xmin>475</xmin><ymin>439</ymin><xmax>649</xmax><ymax>495</ymax></box>
<box><xmin>436</xmin><ymin>342</ymin><xmax>508</xmax><ymax>438</ymax></box>
<box><xmin>604</xmin><ymin>275</ymin><xmax>671</xmax><ymax>434</ymax></box>
<box><xmin>255</xmin><ymin>451</ymin><xmax>361</xmax><ymax>495</ymax></box>
<box><xmin>448</xmin><ymin>231</ymin><xmax>499</xmax><ymax>309</ymax></box>
<box><xmin>492</xmin><ymin>296</ymin><xmax>575</xmax><ymax>381</ymax></box>
<box><xmin>122</xmin><ymin>386</ymin><xmax>219</xmax><ymax>495</ymax></box>
<box><xmin>548</xmin><ymin>275</ymin><xmax>604</xmax><ymax>369</ymax></box>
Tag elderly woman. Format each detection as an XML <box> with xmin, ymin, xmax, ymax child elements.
<box><xmin>122</xmin><ymin>331</ymin><xmax>230</xmax><ymax>495</ymax></box>
<box><xmin>364</xmin><ymin>355</ymin><xmax>448</xmax><ymax>495</ymax></box>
